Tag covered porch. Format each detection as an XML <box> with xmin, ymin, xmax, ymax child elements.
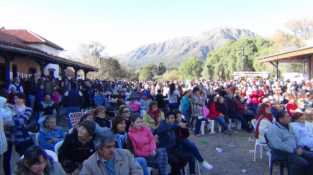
<box><xmin>0</xmin><ymin>37</ymin><xmax>97</xmax><ymax>87</ymax></box>
<box><xmin>259</xmin><ymin>46</ymin><xmax>313</xmax><ymax>80</ymax></box>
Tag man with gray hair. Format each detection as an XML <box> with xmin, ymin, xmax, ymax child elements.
<box><xmin>80</xmin><ymin>131</ymin><xmax>143</xmax><ymax>175</ymax></box>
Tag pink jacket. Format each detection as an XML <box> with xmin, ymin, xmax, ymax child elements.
<box><xmin>128</xmin><ymin>126</ymin><xmax>156</xmax><ymax>157</ymax></box>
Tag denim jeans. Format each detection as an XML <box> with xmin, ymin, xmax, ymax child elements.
<box><xmin>145</xmin><ymin>148</ymin><xmax>168</xmax><ymax>175</ymax></box>
<box><xmin>272</xmin><ymin>149</ymin><xmax>313</xmax><ymax>175</ymax></box>
<box><xmin>135</xmin><ymin>157</ymin><xmax>149</xmax><ymax>175</ymax></box>
<box><xmin>215</xmin><ymin>116</ymin><xmax>228</xmax><ymax>131</ymax></box>
<box><xmin>179</xmin><ymin>139</ymin><xmax>204</xmax><ymax>174</ymax></box>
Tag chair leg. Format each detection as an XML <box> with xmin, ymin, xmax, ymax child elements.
<box><xmin>210</xmin><ymin>120</ymin><xmax>215</xmax><ymax>134</ymax></box>
<box><xmin>260</xmin><ymin>145</ymin><xmax>263</xmax><ymax>160</ymax></box>
<box><xmin>253</xmin><ymin>142</ymin><xmax>257</xmax><ymax>161</ymax></box>
<box><xmin>269</xmin><ymin>161</ymin><xmax>273</xmax><ymax>175</ymax></box>
<box><xmin>200</xmin><ymin>121</ymin><xmax>205</xmax><ymax>135</ymax></box>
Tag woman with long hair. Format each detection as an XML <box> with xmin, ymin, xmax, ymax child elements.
<box><xmin>15</xmin><ymin>145</ymin><xmax>66</xmax><ymax>175</ymax></box>
<box><xmin>143</xmin><ymin>101</ymin><xmax>165</xmax><ymax>129</ymax></box>
<box><xmin>255</xmin><ymin>103</ymin><xmax>274</xmax><ymax>144</ymax></box>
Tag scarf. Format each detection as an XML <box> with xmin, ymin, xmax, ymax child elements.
<box><xmin>255</xmin><ymin>113</ymin><xmax>273</xmax><ymax>139</ymax></box>
<box><xmin>147</xmin><ymin>109</ymin><xmax>161</xmax><ymax>124</ymax></box>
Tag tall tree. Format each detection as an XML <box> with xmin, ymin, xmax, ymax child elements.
<box><xmin>179</xmin><ymin>57</ymin><xmax>203</xmax><ymax>80</ymax></box>
<box><xmin>286</xmin><ymin>18</ymin><xmax>313</xmax><ymax>40</ymax></box>
<box><xmin>202</xmin><ymin>37</ymin><xmax>273</xmax><ymax>80</ymax></box>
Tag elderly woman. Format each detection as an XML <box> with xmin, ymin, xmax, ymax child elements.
<box><xmin>15</xmin><ymin>145</ymin><xmax>66</xmax><ymax>175</ymax></box>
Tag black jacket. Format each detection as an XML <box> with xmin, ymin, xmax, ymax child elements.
<box><xmin>58</xmin><ymin>129</ymin><xmax>95</xmax><ymax>173</ymax></box>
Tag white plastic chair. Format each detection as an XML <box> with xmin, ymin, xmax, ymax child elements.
<box><xmin>251</xmin><ymin>119</ymin><xmax>268</xmax><ymax>161</ymax></box>
<box><xmin>45</xmin><ymin>149</ymin><xmax>58</xmax><ymax>162</ymax></box>
<box><xmin>229</xmin><ymin>119</ymin><xmax>241</xmax><ymax>130</ymax></box>
<box><xmin>200</xmin><ymin>121</ymin><xmax>206</xmax><ymax>135</ymax></box>
<box><xmin>54</xmin><ymin>140</ymin><xmax>64</xmax><ymax>154</ymax></box>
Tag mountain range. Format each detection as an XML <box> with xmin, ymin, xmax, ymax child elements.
<box><xmin>117</xmin><ymin>27</ymin><xmax>257</xmax><ymax>68</ymax></box>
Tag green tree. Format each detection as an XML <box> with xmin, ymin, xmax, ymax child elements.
<box><xmin>138</xmin><ymin>64</ymin><xmax>155</xmax><ymax>80</ymax></box>
<box><xmin>202</xmin><ymin>37</ymin><xmax>273</xmax><ymax>80</ymax></box>
<box><xmin>179</xmin><ymin>57</ymin><xmax>203</xmax><ymax>79</ymax></box>
<box><xmin>157</xmin><ymin>62</ymin><xmax>167</xmax><ymax>75</ymax></box>
<box><xmin>162</xmin><ymin>69</ymin><xmax>182</xmax><ymax>80</ymax></box>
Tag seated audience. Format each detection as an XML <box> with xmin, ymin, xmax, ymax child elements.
<box><xmin>12</xmin><ymin>93</ymin><xmax>35</xmax><ymax>155</ymax></box>
<box><xmin>290</xmin><ymin>112</ymin><xmax>313</xmax><ymax>151</ymax></box>
<box><xmin>38</xmin><ymin>115</ymin><xmax>65</xmax><ymax>151</ymax></box>
<box><xmin>155</xmin><ymin>112</ymin><xmax>193</xmax><ymax>175</ymax></box>
<box><xmin>175</xmin><ymin>112</ymin><xmax>213</xmax><ymax>174</ymax></box>
<box><xmin>207</xmin><ymin>95</ymin><xmax>230</xmax><ymax>133</ymax></box>
<box><xmin>15</xmin><ymin>145</ymin><xmax>66</xmax><ymax>175</ymax></box>
<box><xmin>58</xmin><ymin>120</ymin><xmax>96</xmax><ymax>174</ymax></box>
<box><xmin>111</xmin><ymin>117</ymin><xmax>149</xmax><ymax>175</ymax></box>
<box><xmin>267</xmin><ymin>111</ymin><xmax>313</xmax><ymax>175</ymax></box>
<box><xmin>93</xmin><ymin>106</ymin><xmax>111</xmax><ymax>128</ymax></box>
<box><xmin>255</xmin><ymin>103</ymin><xmax>274</xmax><ymax>144</ymax></box>
<box><xmin>143</xmin><ymin>101</ymin><xmax>165</xmax><ymax>129</ymax></box>
<box><xmin>128</xmin><ymin>116</ymin><xmax>168</xmax><ymax>175</ymax></box>
<box><xmin>80</xmin><ymin>131</ymin><xmax>143</xmax><ymax>175</ymax></box>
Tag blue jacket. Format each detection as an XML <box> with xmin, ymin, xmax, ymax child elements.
<box><xmin>180</xmin><ymin>96</ymin><xmax>190</xmax><ymax>114</ymax></box>
<box><xmin>267</xmin><ymin>122</ymin><xmax>297</xmax><ymax>153</ymax></box>
<box><xmin>155</xmin><ymin>120</ymin><xmax>178</xmax><ymax>150</ymax></box>
<box><xmin>38</xmin><ymin>127</ymin><xmax>65</xmax><ymax>151</ymax></box>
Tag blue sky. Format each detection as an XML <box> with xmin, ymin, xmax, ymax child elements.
<box><xmin>1</xmin><ymin>0</ymin><xmax>313</xmax><ymax>55</ymax></box>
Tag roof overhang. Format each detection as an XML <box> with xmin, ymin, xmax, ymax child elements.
<box><xmin>259</xmin><ymin>46</ymin><xmax>313</xmax><ymax>63</ymax></box>
<box><xmin>0</xmin><ymin>43</ymin><xmax>97</xmax><ymax>71</ymax></box>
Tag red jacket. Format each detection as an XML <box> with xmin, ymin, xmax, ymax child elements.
<box><xmin>208</xmin><ymin>102</ymin><xmax>221</xmax><ymax>120</ymax></box>
<box><xmin>286</xmin><ymin>102</ymin><xmax>297</xmax><ymax>116</ymax></box>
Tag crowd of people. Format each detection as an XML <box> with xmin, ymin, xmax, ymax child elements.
<box><xmin>0</xmin><ymin>75</ymin><xmax>313</xmax><ymax>175</ymax></box>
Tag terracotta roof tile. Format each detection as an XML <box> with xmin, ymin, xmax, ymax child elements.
<box><xmin>1</xmin><ymin>29</ymin><xmax>64</xmax><ymax>50</ymax></box>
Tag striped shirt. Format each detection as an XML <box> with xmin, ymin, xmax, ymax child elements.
<box><xmin>13</xmin><ymin>107</ymin><xmax>33</xmax><ymax>144</ymax></box>
<box><xmin>0</xmin><ymin>116</ymin><xmax>7</xmax><ymax>155</ymax></box>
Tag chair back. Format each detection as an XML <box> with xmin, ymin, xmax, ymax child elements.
<box><xmin>54</xmin><ymin>140</ymin><xmax>64</xmax><ymax>154</ymax></box>
<box><xmin>69</xmin><ymin>112</ymin><xmax>83</xmax><ymax>127</ymax></box>
<box><xmin>45</xmin><ymin>149</ymin><xmax>58</xmax><ymax>162</ymax></box>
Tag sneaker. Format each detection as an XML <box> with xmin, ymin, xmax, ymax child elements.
<box><xmin>201</xmin><ymin>161</ymin><xmax>213</xmax><ymax>171</ymax></box>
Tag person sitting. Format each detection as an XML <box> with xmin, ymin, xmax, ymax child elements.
<box><xmin>290</xmin><ymin>112</ymin><xmax>313</xmax><ymax>151</ymax></box>
<box><xmin>15</xmin><ymin>145</ymin><xmax>66</xmax><ymax>175</ymax></box>
<box><xmin>58</xmin><ymin>120</ymin><xmax>96</xmax><ymax>174</ymax></box>
<box><xmin>12</xmin><ymin>93</ymin><xmax>35</xmax><ymax>155</ymax></box>
<box><xmin>128</xmin><ymin>96</ymin><xmax>141</xmax><ymax>116</ymax></box>
<box><xmin>255</xmin><ymin>103</ymin><xmax>274</xmax><ymax>144</ymax></box>
<box><xmin>155</xmin><ymin>112</ymin><xmax>193</xmax><ymax>175</ymax></box>
<box><xmin>112</xmin><ymin>117</ymin><xmax>149</xmax><ymax>175</ymax></box>
<box><xmin>286</xmin><ymin>96</ymin><xmax>298</xmax><ymax>117</ymax></box>
<box><xmin>38</xmin><ymin>115</ymin><xmax>65</xmax><ymax>151</ymax></box>
<box><xmin>93</xmin><ymin>106</ymin><xmax>111</xmax><ymax>128</ymax></box>
<box><xmin>207</xmin><ymin>95</ymin><xmax>230</xmax><ymax>134</ymax></box>
<box><xmin>143</xmin><ymin>101</ymin><xmax>165</xmax><ymax>129</ymax></box>
<box><xmin>80</xmin><ymin>131</ymin><xmax>143</xmax><ymax>175</ymax></box>
<box><xmin>128</xmin><ymin>116</ymin><xmax>168</xmax><ymax>175</ymax></box>
<box><xmin>174</xmin><ymin>112</ymin><xmax>213</xmax><ymax>174</ymax></box>
<box><xmin>39</xmin><ymin>94</ymin><xmax>57</xmax><ymax>117</ymax></box>
<box><xmin>267</xmin><ymin>111</ymin><xmax>313</xmax><ymax>175</ymax></box>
